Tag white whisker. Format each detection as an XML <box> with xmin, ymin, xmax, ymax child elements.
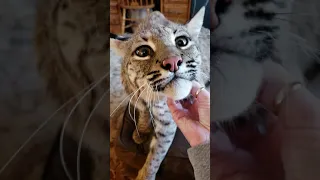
<box><xmin>110</xmin><ymin>91</ymin><xmax>134</xmax><ymax>117</ymax></box>
<box><xmin>133</xmin><ymin>86</ymin><xmax>148</xmax><ymax>137</ymax></box>
<box><xmin>0</xmin><ymin>74</ymin><xmax>106</xmax><ymax>175</ymax></box>
<box><xmin>76</xmin><ymin>91</ymin><xmax>108</xmax><ymax>180</ymax></box>
<box><xmin>128</xmin><ymin>83</ymin><xmax>147</xmax><ymax>137</ymax></box>
<box><xmin>289</xmin><ymin>32</ymin><xmax>320</xmax><ymax>63</ymax></box>
<box><xmin>147</xmin><ymin>83</ymin><xmax>155</xmax><ymax>129</ymax></box>
<box><xmin>59</xmin><ymin>73</ymin><xmax>108</xmax><ymax>180</ymax></box>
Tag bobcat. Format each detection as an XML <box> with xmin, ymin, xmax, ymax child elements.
<box><xmin>110</xmin><ymin>7</ymin><xmax>210</xmax><ymax>180</ymax></box>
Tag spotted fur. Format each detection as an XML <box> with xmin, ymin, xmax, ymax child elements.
<box><xmin>110</xmin><ymin>8</ymin><xmax>210</xmax><ymax>180</ymax></box>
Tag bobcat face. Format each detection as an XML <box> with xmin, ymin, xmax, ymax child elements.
<box><xmin>111</xmin><ymin>8</ymin><xmax>206</xmax><ymax>101</ymax></box>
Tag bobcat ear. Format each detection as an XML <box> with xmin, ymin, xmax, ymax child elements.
<box><xmin>110</xmin><ymin>38</ymin><xmax>126</xmax><ymax>56</ymax></box>
<box><xmin>186</xmin><ymin>6</ymin><xmax>205</xmax><ymax>38</ymax></box>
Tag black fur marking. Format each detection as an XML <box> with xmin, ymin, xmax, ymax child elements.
<box><xmin>154</xmin><ymin>105</ymin><xmax>164</xmax><ymax>109</ymax></box>
<box><xmin>163</xmin><ymin>140</ymin><xmax>171</xmax><ymax>144</ymax></box>
<box><xmin>158</xmin><ymin>119</ymin><xmax>171</xmax><ymax>126</ymax></box>
<box><xmin>141</xmin><ymin>99</ymin><xmax>148</xmax><ymax>107</ymax></box>
<box><xmin>148</xmin><ymin>74</ymin><xmax>161</xmax><ymax>81</ymax></box>
<box><xmin>186</xmin><ymin>69</ymin><xmax>197</xmax><ymax>73</ymax></box>
<box><xmin>186</xmin><ymin>64</ymin><xmax>196</xmax><ymax>68</ymax></box>
<box><xmin>157</xmin><ymin>132</ymin><xmax>166</xmax><ymax>137</ymax></box>
<box><xmin>147</xmin><ymin>70</ymin><xmax>160</xmax><ymax>76</ymax></box>
<box><xmin>151</xmin><ymin>77</ymin><xmax>167</xmax><ymax>87</ymax></box>
<box><xmin>244</xmin><ymin>9</ymin><xmax>276</xmax><ymax>21</ymax></box>
<box><xmin>186</xmin><ymin>59</ymin><xmax>196</xmax><ymax>64</ymax></box>
<box><xmin>158</xmin><ymin>144</ymin><xmax>163</xmax><ymax>148</ymax></box>
<box><xmin>243</xmin><ymin>0</ymin><xmax>272</xmax><ymax>6</ymax></box>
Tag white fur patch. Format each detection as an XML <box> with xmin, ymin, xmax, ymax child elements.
<box><xmin>163</xmin><ymin>79</ymin><xmax>192</xmax><ymax>100</ymax></box>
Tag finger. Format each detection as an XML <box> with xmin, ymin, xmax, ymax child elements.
<box><xmin>167</xmin><ymin>98</ymin><xmax>188</xmax><ymax>121</ymax></box>
<box><xmin>257</xmin><ymin>61</ymin><xmax>295</xmax><ymax>112</ymax></box>
<box><xmin>190</xmin><ymin>81</ymin><xmax>210</xmax><ymax>106</ymax></box>
<box><xmin>190</xmin><ymin>81</ymin><xmax>210</xmax><ymax>129</ymax></box>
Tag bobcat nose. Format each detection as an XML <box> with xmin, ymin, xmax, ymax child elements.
<box><xmin>162</xmin><ymin>56</ymin><xmax>183</xmax><ymax>72</ymax></box>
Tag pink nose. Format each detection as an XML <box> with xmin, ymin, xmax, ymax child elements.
<box><xmin>162</xmin><ymin>57</ymin><xmax>183</xmax><ymax>72</ymax></box>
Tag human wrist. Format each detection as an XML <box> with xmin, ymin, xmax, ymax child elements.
<box><xmin>188</xmin><ymin>131</ymin><xmax>210</xmax><ymax>147</ymax></box>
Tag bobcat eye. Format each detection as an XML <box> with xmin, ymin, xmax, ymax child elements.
<box><xmin>134</xmin><ymin>45</ymin><xmax>153</xmax><ymax>59</ymax></box>
<box><xmin>175</xmin><ymin>36</ymin><xmax>190</xmax><ymax>49</ymax></box>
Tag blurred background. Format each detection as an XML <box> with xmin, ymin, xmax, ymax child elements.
<box><xmin>0</xmin><ymin>0</ymin><xmax>64</xmax><ymax>179</ymax></box>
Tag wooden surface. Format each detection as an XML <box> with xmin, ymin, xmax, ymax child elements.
<box><xmin>110</xmin><ymin>0</ymin><xmax>192</xmax><ymax>34</ymax></box>
<box><xmin>160</xmin><ymin>0</ymin><xmax>191</xmax><ymax>24</ymax></box>
<box><xmin>110</xmin><ymin>0</ymin><xmax>122</xmax><ymax>34</ymax></box>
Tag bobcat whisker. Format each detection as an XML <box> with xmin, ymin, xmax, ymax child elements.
<box><xmin>133</xmin><ymin>86</ymin><xmax>149</xmax><ymax>136</ymax></box>
<box><xmin>110</xmin><ymin>91</ymin><xmax>134</xmax><ymax>117</ymax></box>
<box><xmin>275</xmin><ymin>12</ymin><xmax>320</xmax><ymax>17</ymax></box>
<box><xmin>0</xmin><ymin>73</ymin><xmax>105</xmax><ymax>176</ymax></box>
<box><xmin>274</xmin><ymin>17</ymin><xmax>297</xmax><ymax>25</ymax></box>
<box><xmin>128</xmin><ymin>83</ymin><xmax>147</xmax><ymax>137</ymax></box>
<box><xmin>59</xmin><ymin>72</ymin><xmax>109</xmax><ymax>180</ymax></box>
<box><xmin>76</xmin><ymin>91</ymin><xmax>108</xmax><ymax>180</ymax></box>
<box><xmin>294</xmin><ymin>40</ymin><xmax>320</xmax><ymax>63</ymax></box>
<box><xmin>289</xmin><ymin>32</ymin><xmax>320</xmax><ymax>63</ymax></box>
<box><xmin>147</xmin><ymin>83</ymin><xmax>156</xmax><ymax>130</ymax></box>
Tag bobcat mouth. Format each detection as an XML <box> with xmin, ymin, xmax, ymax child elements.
<box><xmin>150</xmin><ymin>73</ymin><xmax>193</xmax><ymax>92</ymax></box>
<box><xmin>162</xmin><ymin>75</ymin><xmax>190</xmax><ymax>90</ymax></box>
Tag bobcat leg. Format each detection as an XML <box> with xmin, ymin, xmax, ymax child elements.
<box><xmin>136</xmin><ymin>119</ymin><xmax>177</xmax><ymax>180</ymax></box>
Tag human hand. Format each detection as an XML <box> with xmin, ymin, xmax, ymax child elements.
<box><xmin>210</xmin><ymin>61</ymin><xmax>289</xmax><ymax>179</ymax></box>
<box><xmin>167</xmin><ymin>81</ymin><xmax>210</xmax><ymax>147</ymax></box>
<box><xmin>211</xmin><ymin>61</ymin><xmax>320</xmax><ymax>180</ymax></box>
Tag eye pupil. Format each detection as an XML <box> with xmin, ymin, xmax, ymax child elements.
<box><xmin>178</xmin><ymin>40</ymin><xmax>185</xmax><ymax>46</ymax></box>
<box><xmin>135</xmin><ymin>46</ymin><xmax>151</xmax><ymax>57</ymax></box>
<box><xmin>175</xmin><ymin>36</ymin><xmax>189</xmax><ymax>48</ymax></box>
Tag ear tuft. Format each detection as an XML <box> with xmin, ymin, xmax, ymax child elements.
<box><xmin>186</xmin><ymin>6</ymin><xmax>205</xmax><ymax>38</ymax></box>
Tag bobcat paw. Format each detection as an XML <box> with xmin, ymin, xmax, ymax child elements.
<box><xmin>132</xmin><ymin>130</ymin><xmax>149</xmax><ymax>144</ymax></box>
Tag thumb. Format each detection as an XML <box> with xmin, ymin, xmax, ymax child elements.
<box><xmin>167</xmin><ymin>97</ymin><xmax>188</xmax><ymax>122</ymax></box>
<box><xmin>167</xmin><ymin>98</ymin><xmax>197</xmax><ymax>133</ymax></box>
